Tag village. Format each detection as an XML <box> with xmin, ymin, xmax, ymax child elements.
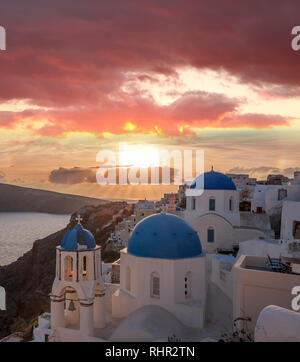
<box><xmin>28</xmin><ymin>169</ymin><xmax>300</xmax><ymax>342</ymax></box>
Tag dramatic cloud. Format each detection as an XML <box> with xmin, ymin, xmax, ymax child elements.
<box><xmin>0</xmin><ymin>1</ymin><xmax>298</xmax><ymax>136</ymax></box>
<box><xmin>49</xmin><ymin>166</ymin><xmax>177</xmax><ymax>184</ymax></box>
<box><xmin>49</xmin><ymin>167</ymin><xmax>97</xmax><ymax>184</ymax></box>
<box><xmin>0</xmin><ymin>93</ymin><xmax>290</xmax><ymax>136</ymax></box>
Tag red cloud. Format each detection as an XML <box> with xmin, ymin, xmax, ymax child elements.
<box><xmin>0</xmin><ymin>92</ymin><xmax>289</xmax><ymax>136</ymax></box>
<box><xmin>0</xmin><ymin>0</ymin><xmax>298</xmax><ymax>135</ymax></box>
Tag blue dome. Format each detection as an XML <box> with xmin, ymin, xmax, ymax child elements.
<box><xmin>190</xmin><ymin>170</ymin><xmax>236</xmax><ymax>191</ymax></box>
<box><xmin>61</xmin><ymin>224</ymin><xmax>96</xmax><ymax>250</ymax></box>
<box><xmin>128</xmin><ymin>213</ymin><xmax>202</xmax><ymax>259</ymax></box>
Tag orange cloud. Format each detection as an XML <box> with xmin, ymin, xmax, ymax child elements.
<box><xmin>0</xmin><ymin>0</ymin><xmax>298</xmax><ymax>139</ymax></box>
<box><xmin>0</xmin><ymin>90</ymin><xmax>290</xmax><ymax>137</ymax></box>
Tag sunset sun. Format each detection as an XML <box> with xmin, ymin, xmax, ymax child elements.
<box><xmin>118</xmin><ymin>144</ymin><xmax>160</xmax><ymax>168</ymax></box>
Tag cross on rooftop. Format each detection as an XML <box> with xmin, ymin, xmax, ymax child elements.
<box><xmin>76</xmin><ymin>214</ymin><xmax>83</xmax><ymax>224</ymax></box>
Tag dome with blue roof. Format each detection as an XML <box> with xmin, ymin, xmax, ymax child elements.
<box><xmin>61</xmin><ymin>223</ymin><xmax>96</xmax><ymax>250</ymax></box>
<box><xmin>127</xmin><ymin>213</ymin><xmax>202</xmax><ymax>259</ymax></box>
<box><xmin>190</xmin><ymin>170</ymin><xmax>236</xmax><ymax>191</ymax></box>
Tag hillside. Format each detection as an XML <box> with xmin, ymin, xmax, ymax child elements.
<box><xmin>0</xmin><ymin>183</ymin><xmax>106</xmax><ymax>214</ymax></box>
<box><xmin>0</xmin><ymin>201</ymin><xmax>131</xmax><ymax>339</ymax></box>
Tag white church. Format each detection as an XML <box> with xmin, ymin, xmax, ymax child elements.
<box><xmin>40</xmin><ymin>210</ymin><xmax>207</xmax><ymax>342</ymax></box>
<box><xmin>111</xmin><ymin>213</ymin><xmax>206</xmax><ymax>329</ymax></box>
<box><xmin>185</xmin><ymin>169</ymin><xmax>273</xmax><ymax>253</ymax></box>
<box><xmin>32</xmin><ymin>169</ymin><xmax>300</xmax><ymax>342</ymax></box>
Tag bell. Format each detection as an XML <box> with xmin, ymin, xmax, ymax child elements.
<box><xmin>68</xmin><ymin>299</ymin><xmax>76</xmax><ymax>312</ymax></box>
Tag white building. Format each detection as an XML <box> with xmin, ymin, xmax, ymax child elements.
<box><xmin>48</xmin><ymin>221</ymin><xmax>106</xmax><ymax>342</ymax></box>
<box><xmin>294</xmin><ymin>171</ymin><xmax>300</xmax><ymax>185</ymax></box>
<box><xmin>135</xmin><ymin>199</ymin><xmax>156</xmax><ymax>220</ymax></box>
<box><xmin>101</xmin><ymin>262</ymin><xmax>112</xmax><ymax>283</ymax></box>
<box><xmin>210</xmin><ymin>254</ymin><xmax>235</xmax><ymax>300</ymax></box>
<box><xmin>233</xmin><ymin>254</ymin><xmax>300</xmax><ymax>334</ymax></box>
<box><xmin>226</xmin><ymin>173</ymin><xmax>256</xmax><ymax>189</ymax></box>
<box><xmin>110</xmin><ymin>200</ymin><xmax>157</xmax><ymax>249</ymax></box>
<box><xmin>251</xmin><ymin>183</ymin><xmax>300</xmax><ymax>215</ymax></box>
<box><xmin>112</xmin><ymin>213</ymin><xmax>207</xmax><ymax>329</ymax></box>
<box><xmin>33</xmin><ymin>212</ymin><xmax>209</xmax><ymax>342</ymax></box>
<box><xmin>31</xmin><ymin>171</ymin><xmax>300</xmax><ymax>343</ymax></box>
<box><xmin>185</xmin><ymin>170</ymin><xmax>272</xmax><ymax>253</ymax></box>
<box><xmin>251</xmin><ymin>184</ymin><xmax>281</xmax><ymax>214</ymax></box>
<box><xmin>255</xmin><ymin>305</ymin><xmax>300</xmax><ymax>342</ymax></box>
<box><xmin>281</xmin><ymin>200</ymin><xmax>300</xmax><ymax>241</ymax></box>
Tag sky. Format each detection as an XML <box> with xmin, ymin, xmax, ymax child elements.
<box><xmin>0</xmin><ymin>1</ymin><xmax>300</xmax><ymax>199</ymax></box>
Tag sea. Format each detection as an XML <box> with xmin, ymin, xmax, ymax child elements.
<box><xmin>0</xmin><ymin>212</ymin><xmax>70</xmax><ymax>266</ymax></box>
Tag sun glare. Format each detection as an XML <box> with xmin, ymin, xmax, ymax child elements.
<box><xmin>123</xmin><ymin>122</ymin><xmax>137</xmax><ymax>132</ymax></box>
<box><xmin>118</xmin><ymin>144</ymin><xmax>160</xmax><ymax>168</ymax></box>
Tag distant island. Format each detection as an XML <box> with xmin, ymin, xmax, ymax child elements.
<box><xmin>0</xmin><ymin>183</ymin><xmax>107</xmax><ymax>214</ymax></box>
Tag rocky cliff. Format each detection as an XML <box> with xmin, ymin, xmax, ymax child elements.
<box><xmin>0</xmin><ymin>201</ymin><xmax>131</xmax><ymax>339</ymax></box>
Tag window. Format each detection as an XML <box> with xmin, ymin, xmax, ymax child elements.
<box><xmin>192</xmin><ymin>197</ymin><xmax>196</xmax><ymax>210</ymax></box>
<box><xmin>209</xmin><ymin>197</ymin><xmax>215</xmax><ymax>211</ymax></box>
<box><xmin>207</xmin><ymin>227</ymin><xmax>215</xmax><ymax>243</ymax></box>
<box><xmin>185</xmin><ymin>272</ymin><xmax>192</xmax><ymax>299</ymax></box>
<box><xmin>278</xmin><ymin>189</ymin><xmax>287</xmax><ymax>201</ymax></box>
<box><xmin>229</xmin><ymin>197</ymin><xmax>233</xmax><ymax>211</ymax></box>
<box><xmin>82</xmin><ymin>256</ymin><xmax>89</xmax><ymax>279</ymax></box>
<box><xmin>126</xmin><ymin>266</ymin><xmax>131</xmax><ymax>291</ymax></box>
<box><xmin>64</xmin><ymin>256</ymin><xmax>73</xmax><ymax>281</ymax></box>
<box><xmin>293</xmin><ymin>221</ymin><xmax>300</xmax><ymax>239</ymax></box>
<box><xmin>151</xmin><ymin>272</ymin><xmax>160</xmax><ymax>298</ymax></box>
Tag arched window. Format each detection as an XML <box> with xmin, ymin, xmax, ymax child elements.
<box><xmin>207</xmin><ymin>227</ymin><xmax>215</xmax><ymax>243</ymax></box>
<box><xmin>185</xmin><ymin>272</ymin><xmax>192</xmax><ymax>299</ymax></box>
<box><xmin>82</xmin><ymin>256</ymin><xmax>89</xmax><ymax>280</ymax></box>
<box><xmin>150</xmin><ymin>272</ymin><xmax>160</xmax><ymax>298</ymax></box>
<box><xmin>64</xmin><ymin>256</ymin><xmax>73</xmax><ymax>281</ymax></box>
<box><xmin>229</xmin><ymin>197</ymin><xmax>233</xmax><ymax>211</ymax></box>
<box><xmin>209</xmin><ymin>197</ymin><xmax>215</xmax><ymax>211</ymax></box>
<box><xmin>126</xmin><ymin>266</ymin><xmax>131</xmax><ymax>291</ymax></box>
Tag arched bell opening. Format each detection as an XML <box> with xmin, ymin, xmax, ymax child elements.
<box><xmin>64</xmin><ymin>286</ymin><xmax>80</xmax><ymax>329</ymax></box>
<box><xmin>64</xmin><ymin>255</ymin><xmax>74</xmax><ymax>281</ymax></box>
